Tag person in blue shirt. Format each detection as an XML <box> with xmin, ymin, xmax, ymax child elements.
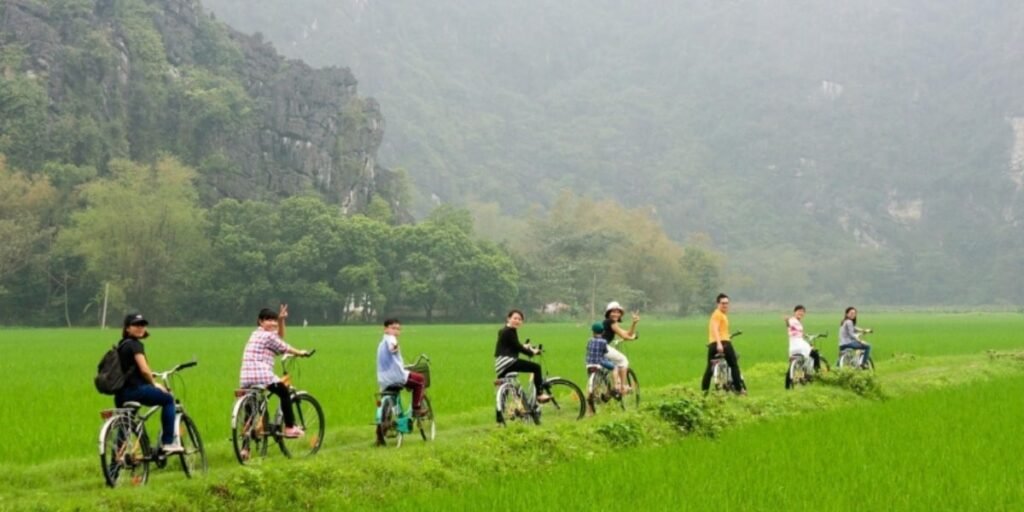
<box><xmin>376</xmin><ymin>318</ymin><xmax>427</xmax><ymax>416</ymax></box>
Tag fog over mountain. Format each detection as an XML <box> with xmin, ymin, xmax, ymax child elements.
<box><xmin>204</xmin><ymin>0</ymin><xmax>1024</xmax><ymax>306</ymax></box>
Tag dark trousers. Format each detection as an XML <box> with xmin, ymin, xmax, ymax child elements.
<box><xmin>405</xmin><ymin>371</ymin><xmax>426</xmax><ymax>409</ymax></box>
<box><xmin>500</xmin><ymin>359</ymin><xmax>545</xmax><ymax>393</ymax></box>
<box><xmin>701</xmin><ymin>341</ymin><xmax>745</xmax><ymax>392</ymax></box>
<box><xmin>810</xmin><ymin>348</ymin><xmax>821</xmax><ymax>370</ymax></box>
<box><xmin>267</xmin><ymin>382</ymin><xmax>295</xmax><ymax>428</ymax></box>
<box><xmin>116</xmin><ymin>385</ymin><xmax>176</xmax><ymax>445</ymax></box>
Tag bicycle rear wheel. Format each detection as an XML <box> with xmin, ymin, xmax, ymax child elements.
<box><xmin>99</xmin><ymin>416</ymin><xmax>150</xmax><ymax>487</ymax></box>
<box><xmin>621</xmin><ymin>369</ymin><xmax>640</xmax><ymax>410</ymax></box>
<box><xmin>416</xmin><ymin>396</ymin><xmax>436</xmax><ymax>441</ymax></box>
<box><xmin>497</xmin><ymin>385</ymin><xmax>535</xmax><ymax>426</ymax></box>
<box><xmin>231</xmin><ymin>394</ymin><xmax>268</xmax><ymax>465</ymax></box>
<box><xmin>376</xmin><ymin>394</ymin><xmax>402</xmax><ymax>446</ymax></box>
<box><xmin>178</xmin><ymin>414</ymin><xmax>207</xmax><ymax>477</ymax></box>
<box><xmin>543</xmin><ymin>378</ymin><xmax>586</xmax><ymax>422</ymax></box>
<box><xmin>278</xmin><ymin>392</ymin><xmax>325</xmax><ymax>457</ymax></box>
<box><xmin>586</xmin><ymin>371</ymin><xmax>611</xmax><ymax>414</ymax></box>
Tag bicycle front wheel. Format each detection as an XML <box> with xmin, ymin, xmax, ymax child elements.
<box><xmin>231</xmin><ymin>394</ymin><xmax>268</xmax><ymax>465</ymax></box>
<box><xmin>621</xmin><ymin>369</ymin><xmax>640</xmax><ymax>410</ymax></box>
<box><xmin>178</xmin><ymin>414</ymin><xmax>207</xmax><ymax>477</ymax></box>
<box><xmin>99</xmin><ymin>415</ymin><xmax>150</xmax><ymax>487</ymax></box>
<box><xmin>278</xmin><ymin>392</ymin><xmax>325</xmax><ymax>457</ymax></box>
<box><xmin>415</xmin><ymin>396</ymin><xmax>436</xmax><ymax>441</ymax></box>
<box><xmin>543</xmin><ymin>378</ymin><xmax>586</xmax><ymax>422</ymax></box>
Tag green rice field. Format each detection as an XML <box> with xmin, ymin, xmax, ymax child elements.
<box><xmin>1</xmin><ymin>312</ymin><xmax>1022</xmax><ymax>510</ymax></box>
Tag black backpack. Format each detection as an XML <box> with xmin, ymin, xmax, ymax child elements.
<box><xmin>95</xmin><ymin>340</ymin><xmax>131</xmax><ymax>395</ymax></box>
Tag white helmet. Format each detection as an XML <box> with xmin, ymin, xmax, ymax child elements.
<box><xmin>604</xmin><ymin>301</ymin><xmax>624</xmax><ymax>318</ymax></box>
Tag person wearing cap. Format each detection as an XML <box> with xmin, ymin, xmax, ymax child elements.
<box><xmin>585</xmin><ymin>321</ymin><xmax>615</xmax><ymax>373</ymax></box>
<box><xmin>702</xmin><ymin>293</ymin><xmax>746</xmax><ymax>394</ymax></box>
<box><xmin>239</xmin><ymin>305</ymin><xmax>312</xmax><ymax>438</ymax></box>
<box><xmin>113</xmin><ymin>313</ymin><xmax>184</xmax><ymax>454</ymax></box>
<box><xmin>601</xmin><ymin>301</ymin><xmax>639</xmax><ymax>396</ymax></box>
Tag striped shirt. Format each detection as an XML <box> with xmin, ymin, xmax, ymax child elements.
<box><xmin>239</xmin><ymin>328</ymin><xmax>292</xmax><ymax>387</ymax></box>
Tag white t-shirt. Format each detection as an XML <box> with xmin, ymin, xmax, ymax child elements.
<box><xmin>787</xmin><ymin>317</ymin><xmax>811</xmax><ymax>356</ymax></box>
<box><xmin>376</xmin><ymin>334</ymin><xmax>409</xmax><ymax>389</ymax></box>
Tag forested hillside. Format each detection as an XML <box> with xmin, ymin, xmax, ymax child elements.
<box><xmin>0</xmin><ymin>0</ymin><xmax>714</xmax><ymax>325</ymax></box>
<box><xmin>203</xmin><ymin>0</ymin><xmax>1024</xmax><ymax>306</ymax></box>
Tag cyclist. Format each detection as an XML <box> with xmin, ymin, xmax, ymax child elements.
<box><xmin>113</xmin><ymin>313</ymin><xmax>184</xmax><ymax>454</ymax></box>
<box><xmin>376</xmin><ymin>318</ymin><xmax>428</xmax><ymax>416</ymax></box>
<box><xmin>494</xmin><ymin>309</ymin><xmax>549</xmax><ymax>403</ymax></box>
<box><xmin>701</xmin><ymin>293</ymin><xmax>746</xmax><ymax>395</ymax></box>
<box><xmin>585</xmin><ymin>321</ymin><xmax>615</xmax><ymax>372</ymax></box>
<box><xmin>601</xmin><ymin>301</ymin><xmax>639</xmax><ymax>395</ymax></box>
<box><xmin>239</xmin><ymin>305</ymin><xmax>311</xmax><ymax>438</ymax></box>
<box><xmin>787</xmin><ymin>305</ymin><xmax>821</xmax><ymax>372</ymax></box>
<box><xmin>839</xmin><ymin>306</ymin><xmax>872</xmax><ymax>368</ymax></box>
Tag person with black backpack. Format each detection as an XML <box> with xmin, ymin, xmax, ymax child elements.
<box><xmin>111</xmin><ymin>313</ymin><xmax>184</xmax><ymax>454</ymax></box>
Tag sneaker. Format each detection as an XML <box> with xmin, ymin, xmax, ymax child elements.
<box><xmin>282</xmin><ymin>426</ymin><xmax>305</xmax><ymax>438</ymax></box>
<box><xmin>161</xmin><ymin>442</ymin><xmax>185</xmax><ymax>454</ymax></box>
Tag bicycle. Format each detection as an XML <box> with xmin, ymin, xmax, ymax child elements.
<box><xmin>230</xmin><ymin>350</ymin><xmax>324</xmax><ymax>465</ymax></box>
<box><xmin>785</xmin><ymin>333</ymin><xmax>830</xmax><ymax>389</ymax></box>
<box><xmin>836</xmin><ymin>329</ymin><xmax>875</xmax><ymax>370</ymax></box>
<box><xmin>97</xmin><ymin>360</ymin><xmax>206</xmax><ymax>487</ymax></box>
<box><xmin>495</xmin><ymin>344</ymin><xmax>586</xmax><ymax>425</ymax></box>
<box><xmin>710</xmin><ymin>331</ymin><xmax>745</xmax><ymax>392</ymax></box>
<box><xmin>586</xmin><ymin>340</ymin><xmax>640</xmax><ymax>414</ymax></box>
<box><xmin>375</xmin><ymin>354</ymin><xmax>435</xmax><ymax>447</ymax></box>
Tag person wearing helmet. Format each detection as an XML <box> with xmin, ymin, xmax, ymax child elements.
<box><xmin>601</xmin><ymin>301</ymin><xmax>640</xmax><ymax>396</ymax></box>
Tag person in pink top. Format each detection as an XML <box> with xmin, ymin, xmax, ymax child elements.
<box><xmin>239</xmin><ymin>305</ymin><xmax>311</xmax><ymax>438</ymax></box>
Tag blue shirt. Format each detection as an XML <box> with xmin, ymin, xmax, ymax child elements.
<box><xmin>376</xmin><ymin>334</ymin><xmax>409</xmax><ymax>389</ymax></box>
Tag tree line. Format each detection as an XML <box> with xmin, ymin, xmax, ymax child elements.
<box><xmin>0</xmin><ymin>155</ymin><xmax>721</xmax><ymax>326</ymax></box>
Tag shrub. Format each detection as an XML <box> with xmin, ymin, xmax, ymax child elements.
<box><xmin>595</xmin><ymin>420</ymin><xmax>643</xmax><ymax>446</ymax></box>
<box><xmin>817</xmin><ymin>369</ymin><xmax>886</xmax><ymax>400</ymax></box>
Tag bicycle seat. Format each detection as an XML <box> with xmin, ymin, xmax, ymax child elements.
<box><xmin>585</xmin><ymin>365</ymin><xmax>603</xmax><ymax>373</ymax></box>
<box><xmin>382</xmin><ymin>385</ymin><xmax>404</xmax><ymax>394</ymax></box>
<box><xmin>501</xmin><ymin>372</ymin><xmax>520</xmax><ymax>378</ymax></box>
<box><xmin>121</xmin><ymin>401</ymin><xmax>142</xmax><ymax>410</ymax></box>
<box><xmin>711</xmin><ymin>354</ymin><xmax>726</xmax><ymax>360</ymax></box>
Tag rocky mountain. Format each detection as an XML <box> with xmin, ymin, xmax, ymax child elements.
<box><xmin>198</xmin><ymin>0</ymin><xmax>1024</xmax><ymax>305</ymax></box>
<box><xmin>0</xmin><ymin>0</ymin><xmax>403</xmax><ymax>213</ymax></box>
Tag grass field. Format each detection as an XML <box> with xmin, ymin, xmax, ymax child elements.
<box><xmin>1</xmin><ymin>312</ymin><xmax>1023</xmax><ymax>510</ymax></box>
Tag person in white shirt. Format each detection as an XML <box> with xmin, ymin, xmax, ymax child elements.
<box><xmin>786</xmin><ymin>305</ymin><xmax>821</xmax><ymax>371</ymax></box>
<box><xmin>376</xmin><ymin>318</ymin><xmax>428</xmax><ymax>416</ymax></box>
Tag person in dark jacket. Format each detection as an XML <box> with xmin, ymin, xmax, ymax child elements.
<box><xmin>113</xmin><ymin>313</ymin><xmax>183</xmax><ymax>453</ymax></box>
<box><xmin>493</xmin><ymin>309</ymin><xmax>549</xmax><ymax>403</ymax></box>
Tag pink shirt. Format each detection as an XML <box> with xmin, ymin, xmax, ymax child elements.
<box><xmin>239</xmin><ymin>328</ymin><xmax>293</xmax><ymax>387</ymax></box>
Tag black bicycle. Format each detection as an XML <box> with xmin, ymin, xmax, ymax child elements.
<box><xmin>495</xmin><ymin>344</ymin><xmax>586</xmax><ymax>425</ymax></box>
<box><xmin>98</xmin><ymin>360</ymin><xmax>206</xmax><ymax>487</ymax></box>
<box><xmin>231</xmin><ymin>350</ymin><xmax>324</xmax><ymax>464</ymax></box>
<box><xmin>586</xmin><ymin>340</ymin><xmax>640</xmax><ymax>414</ymax></box>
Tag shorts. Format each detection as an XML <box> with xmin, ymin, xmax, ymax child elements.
<box><xmin>605</xmin><ymin>346</ymin><xmax>629</xmax><ymax>368</ymax></box>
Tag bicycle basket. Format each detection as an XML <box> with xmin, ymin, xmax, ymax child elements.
<box><xmin>405</xmin><ymin>360</ymin><xmax>431</xmax><ymax>388</ymax></box>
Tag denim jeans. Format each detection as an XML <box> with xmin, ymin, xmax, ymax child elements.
<box><xmin>840</xmin><ymin>342</ymin><xmax>871</xmax><ymax>366</ymax></box>
<box><xmin>116</xmin><ymin>385</ymin><xmax>176</xmax><ymax>445</ymax></box>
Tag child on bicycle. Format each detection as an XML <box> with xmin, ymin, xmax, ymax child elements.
<box><xmin>113</xmin><ymin>313</ymin><xmax>183</xmax><ymax>454</ymax></box>
<box><xmin>376</xmin><ymin>318</ymin><xmax>428</xmax><ymax>417</ymax></box>
<box><xmin>239</xmin><ymin>305</ymin><xmax>311</xmax><ymax>438</ymax></box>
<box><xmin>585</xmin><ymin>321</ymin><xmax>616</xmax><ymax>376</ymax></box>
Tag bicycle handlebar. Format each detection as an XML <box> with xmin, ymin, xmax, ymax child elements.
<box><xmin>282</xmin><ymin>349</ymin><xmax>316</xmax><ymax>361</ymax></box>
<box><xmin>152</xmin><ymin>359</ymin><xmax>198</xmax><ymax>383</ymax></box>
<box><xmin>730</xmin><ymin>330</ymin><xmax>743</xmax><ymax>338</ymax></box>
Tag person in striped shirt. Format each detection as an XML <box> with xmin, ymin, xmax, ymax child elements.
<box><xmin>494</xmin><ymin>309</ymin><xmax>549</xmax><ymax>403</ymax></box>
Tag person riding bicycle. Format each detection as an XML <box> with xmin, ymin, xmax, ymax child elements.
<box><xmin>112</xmin><ymin>313</ymin><xmax>184</xmax><ymax>454</ymax></box>
<box><xmin>601</xmin><ymin>301</ymin><xmax>639</xmax><ymax>396</ymax></box>
<box><xmin>787</xmin><ymin>305</ymin><xmax>821</xmax><ymax>372</ymax></box>
<box><xmin>376</xmin><ymin>318</ymin><xmax>428</xmax><ymax>417</ymax></box>
<box><xmin>839</xmin><ymin>306</ymin><xmax>872</xmax><ymax>368</ymax></box>
<box><xmin>494</xmin><ymin>309</ymin><xmax>549</xmax><ymax>403</ymax></box>
<box><xmin>239</xmin><ymin>305</ymin><xmax>311</xmax><ymax>438</ymax></box>
<box><xmin>701</xmin><ymin>293</ymin><xmax>746</xmax><ymax>395</ymax></box>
